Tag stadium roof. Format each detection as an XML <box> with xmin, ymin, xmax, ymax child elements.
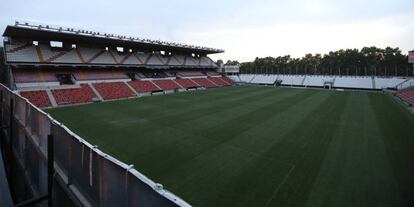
<box><xmin>2</xmin><ymin>21</ymin><xmax>224</xmax><ymax>55</ymax></box>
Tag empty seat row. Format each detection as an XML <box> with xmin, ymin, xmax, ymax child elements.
<box><xmin>175</xmin><ymin>78</ymin><xmax>199</xmax><ymax>88</ymax></box>
<box><xmin>396</xmin><ymin>87</ymin><xmax>414</xmax><ymax>105</ymax></box>
<box><xmin>152</xmin><ymin>80</ymin><xmax>181</xmax><ymax>90</ymax></box>
<box><xmin>18</xmin><ymin>76</ymin><xmax>235</xmax><ymax>107</ymax></box>
<box><xmin>177</xmin><ymin>71</ymin><xmax>206</xmax><ymax>77</ymax></box>
<box><xmin>93</xmin><ymin>82</ymin><xmax>135</xmax><ymax>100</ymax></box>
<box><xmin>334</xmin><ymin>77</ymin><xmax>373</xmax><ymax>89</ymax></box>
<box><xmin>13</xmin><ymin>69</ymin><xmax>59</xmax><ymax>83</ymax></box>
<box><xmin>236</xmin><ymin>74</ymin><xmax>414</xmax><ymax>90</ymax></box>
<box><xmin>192</xmin><ymin>78</ymin><xmax>218</xmax><ymax>88</ymax></box>
<box><xmin>73</xmin><ymin>70</ymin><xmax>129</xmax><ymax>81</ymax></box>
<box><xmin>128</xmin><ymin>80</ymin><xmax>160</xmax><ymax>93</ymax></box>
<box><xmin>5</xmin><ymin>41</ymin><xmax>218</xmax><ymax>67</ymax></box>
<box><xmin>221</xmin><ymin>76</ymin><xmax>236</xmax><ymax>85</ymax></box>
<box><xmin>20</xmin><ymin>90</ymin><xmax>52</xmax><ymax>108</ymax></box>
<box><xmin>52</xmin><ymin>84</ymin><xmax>97</xmax><ymax>105</ymax></box>
<box><xmin>208</xmin><ymin>77</ymin><xmax>229</xmax><ymax>86</ymax></box>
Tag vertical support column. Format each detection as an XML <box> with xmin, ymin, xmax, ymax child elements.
<box><xmin>47</xmin><ymin>134</ymin><xmax>54</xmax><ymax>207</ymax></box>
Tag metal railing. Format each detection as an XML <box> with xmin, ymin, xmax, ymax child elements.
<box><xmin>0</xmin><ymin>83</ymin><xmax>191</xmax><ymax>207</ymax></box>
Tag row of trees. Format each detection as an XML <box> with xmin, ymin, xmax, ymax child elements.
<box><xmin>239</xmin><ymin>47</ymin><xmax>413</xmax><ymax>76</ymax></box>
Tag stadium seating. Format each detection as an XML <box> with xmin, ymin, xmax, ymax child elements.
<box><xmin>52</xmin><ymin>84</ymin><xmax>97</xmax><ymax>105</ymax></box>
<box><xmin>206</xmin><ymin>71</ymin><xmax>220</xmax><ymax>76</ymax></box>
<box><xmin>200</xmin><ymin>56</ymin><xmax>215</xmax><ymax>67</ymax></box>
<box><xmin>303</xmin><ymin>75</ymin><xmax>334</xmax><ymax>87</ymax></box>
<box><xmin>128</xmin><ymin>80</ymin><xmax>160</xmax><ymax>93</ymax></box>
<box><xmin>185</xmin><ymin>56</ymin><xmax>199</xmax><ymax>66</ymax></box>
<box><xmin>5</xmin><ymin>41</ymin><xmax>218</xmax><ymax>68</ymax></box>
<box><xmin>395</xmin><ymin>87</ymin><xmax>414</xmax><ymax>105</ymax></box>
<box><xmin>278</xmin><ymin>75</ymin><xmax>306</xmax><ymax>86</ymax></box>
<box><xmin>152</xmin><ymin>79</ymin><xmax>181</xmax><ymax>90</ymax></box>
<box><xmin>164</xmin><ymin>71</ymin><xmax>176</xmax><ymax>77</ymax></box>
<box><xmin>93</xmin><ymin>82</ymin><xmax>135</xmax><ymax>100</ymax></box>
<box><xmin>177</xmin><ymin>71</ymin><xmax>205</xmax><ymax>77</ymax></box>
<box><xmin>208</xmin><ymin>77</ymin><xmax>229</xmax><ymax>86</ymax></box>
<box><xmin>73</xmin><ymin>70</ymin><xmax>129</xmax><ymax>81</ymax></box>
<box><xmin>13</xmin><ymin>69</ymin><xmax>59</xmax><ymax>83</ymax></box>
<box><xmin>51</xmin><ymin>49</ymin><xmax>83</xmax><ymax>63</ymax></box>
<box><xmin>5</xmin><ymin>42</ymin><xmax>39</xmax><ymax>63</ymax></box>
<box><xmin>239</xmin><ymin>74</ymin><xmax>255</xmax><ymax>83</ymax></box>
<box><xmin>191</xmin><ymin>78</ymin><xmax>218</xmax><ymax>88</ymax></box>
<box><xmin>250</xmin><ymin>75</ymin><xmax>277</xmax><ymax>84</ymax></box>
<box><xmin>111</xmin><ymin>52</ymin><xmax>139</xmax><ymax>65</ymax></box>
<box><xmin>227</xmin><ymin>74</ymin><xmax>414</xmax><ymax>91</ymax></box>
<box><xmin>174</xmin><ymin>78</ymin><xmax>199</xmax><ymax>88</ymax></box>
<box><xmin>20</xmin><ymin>90</ymin><xmax>52</xmax><ymax>108</ymax></box>
<box><xmin>334</xmin><ymin>76</ymin><xmax>373</xmax><ymax>89</ymax></box>
<box><xmin>134</xmin><ymin>53</ymin><xmax>151</xmax><ymax>64</ymax></box>
<box><xmin>38</xmin><ymin>44</ymin><xmax>75</xmax><ymax>63</ymax></box>
<box><xmin>5</xmin><ymin>41</ymin><xmax>32</xmax><ymax>53</ymax></box>
<box><xmin>135</xmin><ymin>72</ymin><xmax>148</xmax><ymax>79</ymax></box>
<box><xmin>168</xmin><ymin>55</ymin><xmax>183</xmax><ymax>66</ymax></box>
<box><xmin>221</xmin><ymin>76</ymin><xmax>235</xmax><ymax>85</ymax></box>
<box><xmin>146</xmin><ymin>54</ymin><xmax>165</xmax><ymax>65</ymax></box>
<box><xmin>228</xmin><ymin>75</ymin><xmax>241</xmax><ymax>82</ymax></box>
<box><xmin>374</xmin><ymin>77</ymin><xmax>407</xmax><ymax>89</ymax></box>
<box><xmin>398</xmin><ymin>79</ymin><xmax>414</xmax><ymax>90</ymax></box>
<box><xmin>77</xmin><ymin>48</ymin><xmax>110</xmax><ymax>64</ymax></box>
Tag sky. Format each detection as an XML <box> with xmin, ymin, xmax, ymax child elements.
<box><xmin>1</xmin><ymin>0</ymin><xmax>413</xmax><ymax>62</ymax></box>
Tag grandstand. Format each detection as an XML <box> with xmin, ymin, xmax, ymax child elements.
<box><xmin>0</xmin><ymin>21</ymin><xmax>236</xmax><ymax>207</ymax></box>
<box><xmin>3</xmin><ymin>21</ymin><xmax>235</xmax><ymax>108</ymax></box>
<box><xmin>232</xmin><ymin>74</ymin><xmax>413</xmax><ymax>90</ymax></box>
<box><xmin>230</xmin><ymin>74</ymin><xmax>414</xmax><ymax>106</ymax></box>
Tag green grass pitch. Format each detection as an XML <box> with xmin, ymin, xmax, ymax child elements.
<box><xmin>46</xmin><ymin>86</ymin><xmax>414</xmax><ymax>207</ymax></box>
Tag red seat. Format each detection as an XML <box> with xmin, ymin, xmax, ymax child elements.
<box><xmin>191</xmin><ymin>78</ymin><xmax>218</xmax><ymax>88</ymax></box>
<box><xmin>20</xmin><ymin>90</ymin><xmax>52</xmax><ymax>108</ymax></box>
<box><xmin>208</xmin><ymin>77</ymin><xmax>229</xmax><ymax>86</ymax></box>
<box><xmin>128</xmin><ymin>80</ymin><xmax>160</xmax><ymax>93</ymax></box>
<box><xmin>93</xmin><ymin>82</ymin><xmax>135</xmax><ymax>100</ymax></box>
<box><xmin>52</xmin><ymin>84</ymin><xmax>97</xmax><ymax>105</ymax></box>
<box><xmin>396</xmin><ymin>87</ymin><xmax>414</xmax><ymax>105</ymax></box>
<box><xmin>152</xmin><ymin>80</ymin><xmax>181</xmax><ymax>90</ymax></box>
<box><xmin>221</xmin><ymin>76</ymin><xmax>235</xmax><ymax>85</ymax></box>
<box><xmin>175</xmin><ymin>78</ymin><xmax>199</xmax><ymax>88</ymax></box>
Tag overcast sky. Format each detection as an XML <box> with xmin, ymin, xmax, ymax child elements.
<box><xmin>1</xmin><ymin>0</ymin><xmax>413</xmax><ymax>62</ymax></box>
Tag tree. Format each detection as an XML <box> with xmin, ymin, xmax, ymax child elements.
<box><xmin>239</xmin><ymin>46</ymin><xmax>411</xmax><ymax>77</ymax></box>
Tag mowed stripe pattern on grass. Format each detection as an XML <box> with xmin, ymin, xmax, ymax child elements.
<box><xmin>47</xmin><ymin>86</ymin><xmax>414</xmax><ymax>207</ymax></box>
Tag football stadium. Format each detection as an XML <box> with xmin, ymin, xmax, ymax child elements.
<box><xmin>1</xmin><ymin>2</ymin><xmax>414</xmax><ymax>207</ymax></box>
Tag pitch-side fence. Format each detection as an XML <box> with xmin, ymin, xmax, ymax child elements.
<box><xmin>0</xmin><ymin>84</ymin><xmax>190</xmax><ymax>207</ymax></box>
